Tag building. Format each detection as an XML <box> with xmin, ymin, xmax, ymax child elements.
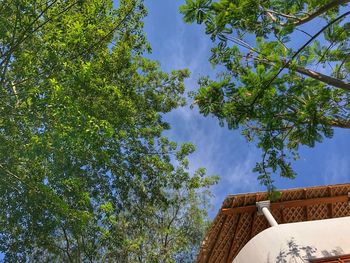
<box><xmin>197</xmin><ymin>183</ymin><xmax>350</xmax><ymax>263</ymax></box>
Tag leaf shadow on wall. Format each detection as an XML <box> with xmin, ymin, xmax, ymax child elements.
<box><xmin>265</xmin><ymin>237</ymin><xmax>344</xmax><ymax>263</ymax></box>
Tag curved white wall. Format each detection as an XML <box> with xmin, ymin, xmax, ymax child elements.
<box><xmin>233</xmin><ymin>216</ymin><xmax>350</xmax><ymax>263</ymax></box>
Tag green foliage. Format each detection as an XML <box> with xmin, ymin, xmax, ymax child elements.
<box><xmin>181</xmin><ymin>0</ymin><xmax>350</xmax><ymax>191</ymax></box>
<box><xmin>0</xmin><ymin>0</ymin><xmax>218</xmax><ymax>261</ymax></box>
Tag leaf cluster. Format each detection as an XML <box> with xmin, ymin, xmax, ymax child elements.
<box><xmin>181</xmin><ymin>0</ymin><xmax>350</xmax><ymax>192</ymax></box>
<box><xmin>0</xmin><ymin>0</ymin><xmax>218</xmax><ymax>261</ymax></box>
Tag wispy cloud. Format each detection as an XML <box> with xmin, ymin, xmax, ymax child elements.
<box><xmin>148</xmin><ymin>7</ymin><xmax>263</xmax><ymax>216</ymax></box>
<box><xmin>323</xmin><ymin>154</ymin><xmax>350</xmax><ymax>185</ymax></box>
<box><xmin>221</xmin><ymin>153</ymin><xmax>261</xmax><ymax>194</ymax></box>
<box><xmin>208</xmin><ymin>151</ymin><xmax>262</xmax><ymax>213</ymax></box>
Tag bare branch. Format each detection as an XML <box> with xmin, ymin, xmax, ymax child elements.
<box><xmin>294</xmin><ymin>0</ymin><xmax>350</xmax><ymax>26</ymax></box>
<box><xmin>295</xmin><ymin>28</ymin><xmax>313</xmax><ymax>38</ymax></box>
<box><xmin>294</xmin><ymin>66</ymin><xmax>350</xmax><ymax>91</ymax></box>
<box><xmin>11</xmin><ymin>81</ymin><xmax>19</xmax><ymax>107</ymax></box>
<box><xmin>265</xmin><ymin>11</ymin><xmax>278</xmax><ymax>23</ymax></box>
<box><xmin>264</xmin><ymin>9</ymin><xmax>300</xmax><ymax>21</ymax></box>
<box><xmin>326</xmin><ymin>118</ymin><xmax>350</xmax><ymax>128</ymax></box>
<box><xmin>254</xmin><ymin>56</ymin><xmax>350</xmax><ymax>91</ymax></box>
<box><xmin>263</xmin><ymin>0</ymin><xmax>350</xmax><ymax>26</ymax></box>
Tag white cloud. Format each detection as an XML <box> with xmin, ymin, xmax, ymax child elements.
<box><xmin>144</xmin><ymin>1</ymin><xmax>265</xmax><ymax>218</ymax></box>
<box><xmin>323</xmin><ymin>154</ymin><xmax>350</xmax><ymax>185</ymax></box>
<box><xmin>222</xmin><ymin>153</ymin><xmax>261</xmax><ymax>194</ymax></box>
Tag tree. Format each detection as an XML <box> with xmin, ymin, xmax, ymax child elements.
<box><xmin>0</xmin><ymin>0</ymin><xmax>218</xmax><ymax>261</ymax></box>
<box><xmin>180</xmin><ymin>0</ymin><xmax>350</xmax><ymax>192</ymax></box>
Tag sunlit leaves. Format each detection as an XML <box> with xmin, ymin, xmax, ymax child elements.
<box><xmin>0</xmin><ymin>0</ymin><xmax>217</xmax><ymax>261</ymax></box>
<box><xmin>181</xmin><ymin>0</ymin><xmax>350</xmax><ymax>193</ymax></box>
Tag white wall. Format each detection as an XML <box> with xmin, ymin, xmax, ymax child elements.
<box><xmin>233</xmin><ymin>216</ymin><xmax>350</xmax><ymax>263</ymax></box>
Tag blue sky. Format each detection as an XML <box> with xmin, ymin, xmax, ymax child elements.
<box><xmin>143</xmin><ymin>0</ymin><xmax>350</xmax><ymax>217</ymax></box>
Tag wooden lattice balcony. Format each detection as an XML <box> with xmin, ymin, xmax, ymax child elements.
<box><xmin>197</xmin><ymin>183</ymin><xmax>350</xmax><ymax>263</ymax></box>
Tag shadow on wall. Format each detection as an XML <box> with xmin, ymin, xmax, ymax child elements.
<box><xmin>265</xmin><ymin>237</ymin><xmax>344</xmax><ymax>263</ymax></box>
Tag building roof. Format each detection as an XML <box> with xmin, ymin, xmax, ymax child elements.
<box><xmin>197</xmin><ymin>183</ymin><xmax>350</xmax><ymax>263</ymax></box>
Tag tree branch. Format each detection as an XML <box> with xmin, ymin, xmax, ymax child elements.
<box><xmin>265</xmin><ymin>10</ymin><xmax>278</xmax><ymax>23</ymax></box>
<box><xmin>264</xmin><ymin>0</ymin><xmax>350</xmax><ymax>26</ymax></box>
<box><xmin>11</xmin><ymin>81</ymin><xmax>19</xmax><ymax>107</ymax></box>
<box><xmin>294</xmin><ymin>0</ymin><xmax>350</xmax><ymax>26</ymax></box>
<box><xmin>61</xmin><ymin>226</ymin><xmax>74</xmax><ymax>263</ymax></box>
<box><xmin>257</xmin><ymin>9</ymin><xmax>350</xmax><ymax>101</ymax></box>
<box><xmin>294</xmin><ymin>66</ymin><xmax>350</xmax><ymax>91</ymax></box>
<box><xmin>336</xmin><ymin>53</ymin><xmax>350</xmax><ymax>78</ymax></box>
<box><xmin>326</xmin><ymin>118</ymin><xmax>350</xmax><ymax>128</ymax></box>
<box><xmin>264</xmin><ymin>9</ymin><xmax>300</xmax><ymax>21</ymax></box>
<box><xmin>255</xmin><ymin>56</ymin><xmax>350</xmax><ymax>91</ymax></box>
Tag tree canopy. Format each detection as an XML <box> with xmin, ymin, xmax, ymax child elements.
<box><xmin>0</xmin><ymin>0</ymin><xmax>218</xmax><ymax>261</ymax></box>
<box><xmin>180</xmin><ymin>0</ymin><xmax>350</xmax><ymax>193</ymax></box>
